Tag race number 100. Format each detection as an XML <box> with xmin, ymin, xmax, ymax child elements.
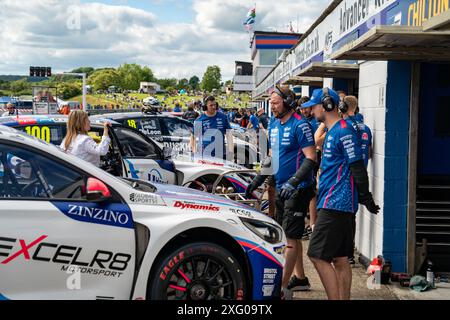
<box><xmin>25</xmin><ymin>126</ymin><xmax>51</xmax><ymax>143</ymax></box>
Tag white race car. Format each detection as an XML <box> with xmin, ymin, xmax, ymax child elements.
<box><xmin>0</xmin><ymin>125</ymin><xmax>285</xmax><ymax>300</ymax></box>
<box><xmin>0</xmin><ymin>116</ymin><xmax>266</xmax><ymax>210</ymax></box>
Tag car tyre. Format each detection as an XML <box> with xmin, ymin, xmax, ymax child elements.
<box><xmin>148</xmin><ymin>242</ymin><xmax>246</xmax><ymax>300</ymax></box>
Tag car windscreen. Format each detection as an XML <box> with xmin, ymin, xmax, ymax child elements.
<box><xmin>14</xmin><ymin>124</ymin><xmax>66</xmax><ymax>145</ymax></box>
<box><xmin>162</xmin><ymin>118</ymin><xmax>193</xmax><ymax>137</ymax></box>
<box><xmin>122</xmin><ymin>117</ymin><xmax>163</xmax><ymax>137</ymax></box>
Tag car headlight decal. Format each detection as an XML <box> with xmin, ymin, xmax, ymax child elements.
<box><xmin>239</xmin><ymin>218</ymin><xmax>283</xmax><ymax>244</ymax></box>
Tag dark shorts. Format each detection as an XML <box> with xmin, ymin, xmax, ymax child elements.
<box><xmin>307</xmin><ymin>209</ymin><xmax>354</xmax><ymax>263</ymax></box>
<box><xmin>275</xmin><ymin>186</ymin><xmax>315</xmax><ymax>239</ymax></box>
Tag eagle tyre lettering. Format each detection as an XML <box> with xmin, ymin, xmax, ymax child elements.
<box><xmin>148</xmin><ymin>242</ymin><xmax>246</xmax><ymax>300</ymax></box>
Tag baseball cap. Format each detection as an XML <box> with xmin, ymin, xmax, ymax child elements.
<box><xmin>301</xmin><ymin>88</ymin><xmax>340</xmax><ymax>109</ymax></box>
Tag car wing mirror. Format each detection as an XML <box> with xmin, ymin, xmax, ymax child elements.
<box><xmin>163</xmin><ymin>146</ymin><xmax>172</xmax><ymax>159</ymax></box>
<box><xmin>86</xmin><ymin>177</ymin><xmax>111</xmax><ymax>202</ymax></box>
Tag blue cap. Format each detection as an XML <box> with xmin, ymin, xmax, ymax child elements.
<box><xmin>301</xmin><ymin>88</ymin><xmax>340</xmax><ymax>109</ymax></box>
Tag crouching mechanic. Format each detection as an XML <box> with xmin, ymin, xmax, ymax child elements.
<box><xmin>303</xmin><ymin>88</ymin><xmax>379</xmax><ymax>300</ymax></box>
<box><xmin>247</xmin><ymin>85</ymin><xmax>316</xmax><ymax>299</ymax></box>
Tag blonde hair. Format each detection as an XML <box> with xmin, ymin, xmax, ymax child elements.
<box><xmin>344</xmin><ymin>96</ymin><xmax>358</xmax><ymax>113</ymax></box>
<box><xmin>63</xmin><ymin>110</ymin><xmax>89</xmax><ymax>151</ymax></box>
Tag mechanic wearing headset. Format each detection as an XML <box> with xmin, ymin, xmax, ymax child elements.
<box><xmin>191</xmin><ymin>96</ymin><xmax>233</xmax><ymax>161</ymax></box>
<box><xmin>302</xmin><ymin>88</ymin><xmax>379</xmax><ymax>300</ymax></box>
<box><xmin>340</xmin><ymin>95</ymin><xmax>373</xmax><ymax>265</ymax></box>
<box><xmin>247</xmin><ymin>85</ymin><xmax>317</xmax><ymax>299</ymax></box>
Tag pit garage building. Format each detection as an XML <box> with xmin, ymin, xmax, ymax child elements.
<box><xmin>252</xmin><ymin>0</ymin><xmax>450</xmax><ymax>274</ymax></box>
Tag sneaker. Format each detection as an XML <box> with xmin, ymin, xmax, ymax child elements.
<box><xmin>348</xmin><ymin>257</ymin><xmax>356</xmax><ymax>265</ymax></box>
<box><xmin>287</xmin><ymin>275</ymin><xmax>311</xmax><ymax>291</ymax></box>
<box><xmin>281</xmin><ymin>287</ymin><xmax>293</xmax><ymax>300</ymax></box>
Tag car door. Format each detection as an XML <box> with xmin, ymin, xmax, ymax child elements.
<box><xmin>0</xmin><ymin>142</ymin><xmax>135</xmax><ymax>300</ymax></box>
<box><xmin>160</xmin><ymin>117</ymin><xmax>193</xmax><ymax>157</ymax></box>
<box><xmin>111</xmin><ymin>126</ymin><xmax>176</xmax><ymax>185</ymax></box>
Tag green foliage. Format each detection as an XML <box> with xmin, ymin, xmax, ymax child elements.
<box><xmin>201</xmin><ymin>66</ymin><xmax>221</xmax><ymax>92</ymax></box>
<box><xmin>9</xmin><ymin>78</ymin><xmax>31</xmax><ymax>95</ymax></box>
<box><xmin>71</xmin><ymin>67</ymin><xmax>95</xmax><ymax>77</ymax></box>
<box><xmin>117</xmin><ymin>63</ymin><xmax>155</xmax><ymax>90</ymax></box>
<box><xmin>189</xmin><ymin>76</ymin><xmax>200</xmax><ymax>90</ymax></box>
<box><xmin>88</xmin><ymin>69</ymin><xmax>121</xmax><ymax>91</ymax></box>
<box><xmin>57</xmin><ymin>82</ymin><xmax>82</xmax><ymax>100</ymax></box>
<box><xmin>157</xmin><ymin>78</ymin><xmax>177</xmax><ymax>90</ymax></box>
<box><xmin>176</xmin><ymin>78</ymin><xmax>189</xmax><ymax>91</ymax></box>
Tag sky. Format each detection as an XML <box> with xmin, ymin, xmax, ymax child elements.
<box><xmin>0</xmin><ymin>0</ymin><xmax>331</xmax><ymax>80</ymax></box>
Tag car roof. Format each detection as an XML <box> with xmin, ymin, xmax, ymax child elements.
<box><xmin>0</xmin><ymin>115</ymin><xmax>69</xmax><ymax>126</ymax></box>
<box><xmin>89</xmin><ymin>112</ymin><xmax>180</xmax><ymax>120</ymax></box>
<box><xmin>0</xmin><ymin>115</ymin><xmax>119</xmax><ymax>127</ymax></box>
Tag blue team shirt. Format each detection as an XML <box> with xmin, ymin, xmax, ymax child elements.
<box><xmin>174</xmin><ymin>106</ymin><xmax>182</xmax><ymax>112</ymax></box>
<box><xmin>346</xmin><ymin>116</ymin><xmax>372</xmax><ymax>168</ymax></box>
<box><xmin>304</xmin><ymin>116</ymin><xmax>319</xmax><ymax>133</ymax></box>
<box><xmin>354</xmin><ymin>113</ymin><xmax>364</xmax><ymax>123</ymax></box>
<box><xmin>194</xmin><ymin>112</ymin><xmax>231</xmax><ymax>156</ymax></box>
<box><xmin>269</xmin><ymin>114</ymin><xmax>315</xmax><ymax>190</ymax></box>
<box><xmin>318</xmin><ymin>119</ymin><xmax>363</xmax><ymax>214</ymax></box>
<box><xmin>249</xmin><ymin>114</ymin><xmax>260</xmax><ymax>130</ymax></box>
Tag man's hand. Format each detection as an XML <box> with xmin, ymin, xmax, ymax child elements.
<box><xmin>279</xmin><ymin>182</ymin><xmax>296</xmax><ymax>201</ymax></box>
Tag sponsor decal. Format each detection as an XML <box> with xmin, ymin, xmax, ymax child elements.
<box><xmin>159</xmin><ymin>251</ymin><xmax>185</xmax><ymax>280</ymax></box>
<box><xmin>51</xmin><ymin>202</ymin><xmax>134</xmax><ymax>229</ymax></box>
<box><xmin>129</xmin><ymin>193</ymin><xmax>158</xmax><ymax>205</ymax></box>
<box><xmin>273</xmin><ymin>245</ymin><xmax>286</xmax><ymax>255</ymax></box>
<box><xmin>0</xmin><ymin>235</ymin><xmax>132</xmax><ymax>278</ymax></box>
<box><xmin>235</xmin><ymin>237</ymin><xmax>283</xmax><ymax>300</ymax></box>
<box><xmin>148</xmin><ymin>169</ymin><xmax>168</xmax><ymax>184</ymax></box>
<box><xmin>174</xmin><ymin>201</ymin><xmax>220</xmax><ymax>212</ymax></box>
<box><xmin>362</xmin><ymin>132</ymin><xmax>369</xmax><ymax>141</ymax></box>
<box><xmin>229</xmin><ymin>208</ymin><xmax>255</xmax><ymax>219</ymax></box>
<box><xmin>197</xmin><ymin>159</ymin><xmax>224</xmax><ymax>167</ymax></box>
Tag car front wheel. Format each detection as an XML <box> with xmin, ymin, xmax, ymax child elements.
<box><xmin>148</xmin><ymin>242</ymin><xmax>247</xmax><ymax>300</ymax></box>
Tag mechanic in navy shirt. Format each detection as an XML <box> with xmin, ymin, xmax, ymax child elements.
<box><xmin>303</xmin><ymin>88</ymin><xmax>379</xmax><ymax>300</ymax></box>
<box><xmin>247</xmin><ymin>86</ymin><xmax>317</xmax><ymax>299</ymax></box>
<box><xmin>191</xmin><ymin>96</ymin><xmax>233</xmax><ymax>161</ymax></box>
<box><xmin>339</xmin><ymin>95</ymin><xmax>373</xmax><ymax>265</ymax></box>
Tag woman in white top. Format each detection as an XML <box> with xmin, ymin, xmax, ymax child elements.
<box><xmin>60</xmin><ymin>110</ymin><xmax>111</xmax><ymax>167</ymax></box>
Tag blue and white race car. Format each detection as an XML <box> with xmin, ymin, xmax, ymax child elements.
<box><xmin>0</xmin><ymin>125</ymin><xmax>285</xmax><ymax>300</ymax></box>
<box><xmin>0</xmin><ymin>115</ymin><xmax>267</xmax><ymax>210</ymax></box>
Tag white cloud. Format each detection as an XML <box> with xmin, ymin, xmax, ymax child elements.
<box><xmin>0</xmin><ymin>0</ymin><xmax>331</xmax><ymax>80</ymax></box>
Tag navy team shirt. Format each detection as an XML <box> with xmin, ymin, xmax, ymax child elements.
<box><xmin>318</xmin><ymin>119</ymin><xmax>363</xmax><ymax>214</ymax></box>
<box><xmin>346</xmin><ymin>115</ymin><xmax>372</xmax><ymax>168</ymax></box>
<box><xmin>269</xmin><ymin>113</ymin><xmax>315</xmax><ymax>191</ymax></box>
<box><xmin>304</xmin><ymin>116</ymin><xmax>319</xmax><ymax>133</ymax></box>
<box><xmin>194</xmin><ymin>112</ymin><xmax>231</xmax><ymax>157</ymax></box>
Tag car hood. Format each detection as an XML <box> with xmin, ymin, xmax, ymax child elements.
<box><xmin>173</xmin><ymin>154</ymin><xmax>246</xmax><ymax>170</ymax></box>
<box><xmin>152</xmin><ymin>182</ymin><xmax>273</xmax><ymax>223</ymax></box>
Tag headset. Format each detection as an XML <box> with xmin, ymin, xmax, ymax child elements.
<box><xmin>273</xmin><ymin>85</ymin><xmax>297</xmax><ymax>119</ymax></box>
<box><xmin>322</xmin><ymin>87</ymin><xmax>337</xmax><ymax>112</ymax></box>
<box><xmin>338</xmin><ymin>96</ymin><xmax>349</xmax><ymax>114</ymax></box>
<box><xmin>202</xmin><ymin>96</ymin><xmax>215</xmax><ymax>111</ymax></box>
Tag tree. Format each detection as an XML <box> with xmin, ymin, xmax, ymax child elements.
<box><xmin>88</xmin><ymin>69</ymin><xmax>121</xmax><ymax>91</ymax></box>
<box><xmin>10</xmin><ymin>78</ymin><xmax>30</xmax><ymax>95</ymax></box>
<box><xmin>71</xmin><ymin>67</ymin><xmax>95</xmax><ymax>77</ymax></box>
<box><xmin>189</xmin><ymin>76</ymin><xmax>200</xmax><ymax>90</ymax></box>
<box><xmin>176</xmin><ymin>78</ymin><xmax>189</xmax><ymax>91</ymax></box>
<box><xmin>117</xmin><ymin>63</ymin><xmax>155</xmax><ymax>90</ymax></box>
<box><xmin>57</xmin><ymin>82</ymin><xmax>82</xmax><ymax>100</ymax></box>
<box><xmin>201</xmin><ymin>66</ymin><xmax>221</xmax><ymax>92</ymax></box>
<box><xmin>157</xmin><ymin>78</ymin><xmax>178</xmax><ymax>90</ymax></box>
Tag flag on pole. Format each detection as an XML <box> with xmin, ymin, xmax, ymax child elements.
<box><xmin>243</xmin><ymin>6</ymin><xmax>256</xmax><ymax>28</ymax></box>
<box><xmin>289</xmin><ymin>21</ymin><xmax>295</xmax><ymax>33</ymax></box>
